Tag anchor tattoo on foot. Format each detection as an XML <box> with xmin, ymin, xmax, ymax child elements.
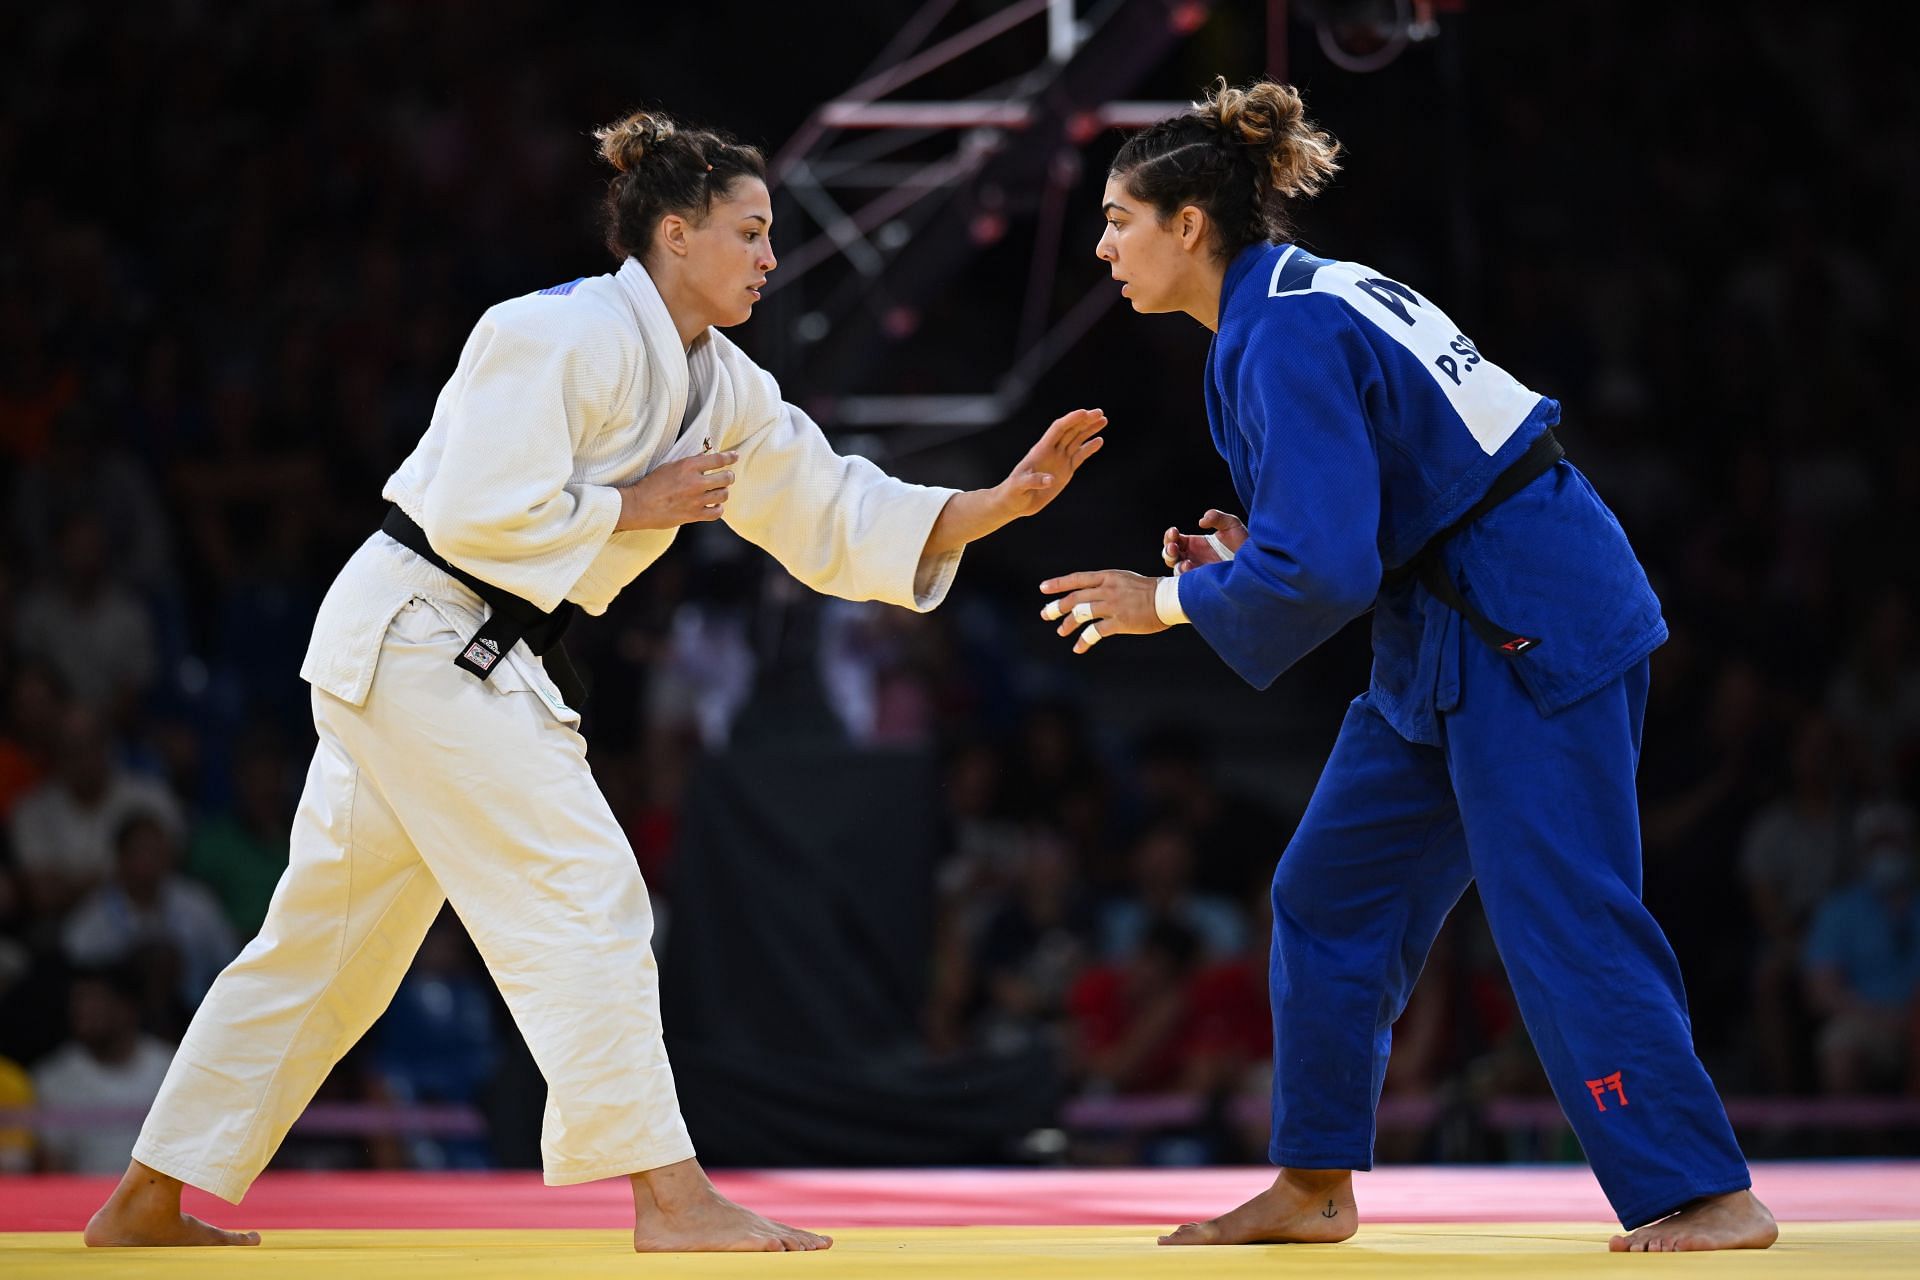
<box><xmin>1321</xmin><ymin>1200</ymin><xmax>1339</xmax><ymax>1219</ymax></box>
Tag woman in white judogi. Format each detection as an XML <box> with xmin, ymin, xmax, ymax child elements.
<box><xmin>86</xmin><ymin>111</ymin><xmax>1107</xmax><ymax>1253</ymax></box>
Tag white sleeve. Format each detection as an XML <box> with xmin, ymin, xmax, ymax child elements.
<box><xmin>722</xmin><ymin>374</ymin><xmax>961</xmax><ymax>612</ymax></box>
<box><xmin>410</xmin><ymin>307</ymin><xmax>625</xmax><ymax>612</ymax></box>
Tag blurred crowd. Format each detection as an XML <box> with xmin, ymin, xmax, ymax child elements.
<box><xmin>3</xmin><ymin>1</ymin><xmax>1917</xmax><ymax>1176</ymax></box>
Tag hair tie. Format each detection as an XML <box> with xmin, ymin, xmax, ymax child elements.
<box><xmin>705</xmin><ymin>163</ymin><xmax>714</xmax><ymax>172</ymax></box>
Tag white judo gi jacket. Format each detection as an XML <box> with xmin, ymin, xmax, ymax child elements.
<box><xmin>305</xmin><ymin>256</ymin><xmax>962</xmax><ymax>712</ymax></box>
<box><xmin>132</xmin><ymin>259</ymin><xmax>961</xmax><ymax>1202</ymax></box>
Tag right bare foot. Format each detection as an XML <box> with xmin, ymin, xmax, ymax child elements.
<box><xmin>1158</xmin><ymin>1167</ymin><xmax>1358</xmax><ymax>1246</ymax></box>
<box><xmin>631</xmin><ymin>1158</ymin><xmax>831</xmax><ymax>1253</ymax></box>
<box><xmin>84</xmin><ymin>1161</ymin><xmax>260</xmax><ymax>1248</ymax></box>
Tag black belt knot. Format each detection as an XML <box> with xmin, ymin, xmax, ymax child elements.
<box><xmin>1380</xmin><ymin>428</ymin><xmax>1564</xmax><ymax>657</ymax></box>
<box><xmin>379</xmin><ymin>505</ymin><xmax>591</xmax><ymax>708</ymax></box>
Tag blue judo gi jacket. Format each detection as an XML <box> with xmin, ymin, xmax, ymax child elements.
<box><xmin>1174</xmin><ymin>242</ymin><xmax>1668</xmax><ymax>745</ymax></box>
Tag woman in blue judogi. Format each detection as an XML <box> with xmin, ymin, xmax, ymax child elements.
<box><xmin>1039</xmin><ymin>79</ymin><xmax>1776</xmax><ymax>1254</ymax></box>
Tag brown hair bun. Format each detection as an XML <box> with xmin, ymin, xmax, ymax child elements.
<box><xmin>594</xmin><ymin>110</ymin><xmax>676</xmax><ymax>174</ymax></box>
<box><xmin>1205</xmin><ymin>77</ymin><xmax>1342</xmax><ymax>199</ymax></box>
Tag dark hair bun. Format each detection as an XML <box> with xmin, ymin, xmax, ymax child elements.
<box><xmin>589</xmin><ymin>109</ymin><xmax>768</xmax><ymax>262</ymax></box>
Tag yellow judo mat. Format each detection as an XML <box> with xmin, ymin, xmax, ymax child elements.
<box><xmin>5</xmin><ymin>1223</ymin><xmax>1918</xmax><ymax>1278</ymax></box>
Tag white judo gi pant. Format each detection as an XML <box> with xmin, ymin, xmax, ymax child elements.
<box><xmin>133</xmin><ymin>595</ymin><xmax>694</xmax><ymax>1202</ymax></box>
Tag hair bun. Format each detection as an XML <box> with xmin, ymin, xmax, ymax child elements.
<box><xmin>594</xmin><ymin>110</ymin><xmax>677</xmax><ymax>174</ymax></box>
<box><xmin>1202</xmin><ymin>76</ymin><xmax>1341</xmax><ymax>199</ymax></box>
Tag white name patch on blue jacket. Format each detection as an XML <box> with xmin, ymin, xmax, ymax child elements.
<box><xmin>1267</xmin><ymin>246</ymin><xmax>1539</xmax><ymax>456</ymax></box>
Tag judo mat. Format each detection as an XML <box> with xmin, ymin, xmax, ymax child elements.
<box><xmin>4</xmin><ymin>1162</ymin><xmax>1917</xmax><ymax>1277</ymax></box>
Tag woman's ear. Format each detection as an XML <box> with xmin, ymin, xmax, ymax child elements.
<box><xmin>1177</xmin><ymin>204</ymin><xmax>1209</xmax><ymax>254</ymax></box>
<box><xmin>658</xmin><ymin>213</ymin><xmax>691</xmax><ymax>259</ymax></box>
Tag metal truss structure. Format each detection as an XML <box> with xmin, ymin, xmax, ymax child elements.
<box><xmin>759</xmin><ymin>0</ymin><xmax>1274</xmax><ymax>448</ymax></box>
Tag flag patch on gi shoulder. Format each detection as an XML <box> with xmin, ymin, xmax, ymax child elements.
<box><xmin>538</xmin><ymin>277</ymin><xmax>586</xmax><ymax>296</ymax></box>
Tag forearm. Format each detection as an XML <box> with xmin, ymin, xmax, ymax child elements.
<box><xmin>915</xmin><ymin>485</ymin><xmax>1014</xmax><ymax>597</ymax></box>
<box><xmin>922</xmin><ymin>484</ymin><xmax>1017</xmax><ymax>561</ymax></box>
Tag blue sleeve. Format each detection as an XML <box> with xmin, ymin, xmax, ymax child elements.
<box><xmin>1178</xmin><ymin>299</ymin><xmax>1383</xmax><ymax>689</ymax></box>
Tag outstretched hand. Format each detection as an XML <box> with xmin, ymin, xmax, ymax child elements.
<box><xmin>1038</xmin><ymin>570</ymin><xmax>1166</xmax><ymax>655</ymax></box>
<box><xmin>996</xmin><ymin>408</ymin><xmax>1107</xmax><ymax>519</ymax></box>
<box><xmin>1161</xmin><ymin>509</ymin><xmax>1247</xmax><ymax>574</ymax></box>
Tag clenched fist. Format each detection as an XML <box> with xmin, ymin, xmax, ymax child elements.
<box><xmin>617</xmin><ymin>451</ymin><xmax>740</xmax><ymax>531</ymax></box>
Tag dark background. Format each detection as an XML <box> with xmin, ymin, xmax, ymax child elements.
<box><xmin>3</xmin><ymin>0</ymin><xmax>1917</xmax><ymax>1176</ymax></box>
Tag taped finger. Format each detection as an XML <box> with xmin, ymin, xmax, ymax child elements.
<box><xmin>1040</xmin><ymin>599</ymin><xmax>1064</xmax><ymax>621</ymax></box>
<box><xmin>1072</xmin><ymin>601</ymin><xmax>1094</xmax><ymax>624</ymax></box>
<box><xmin>1080</xmin><ymin>622</ymin><xmax>1102</xmax><ymax>646</ymax></box>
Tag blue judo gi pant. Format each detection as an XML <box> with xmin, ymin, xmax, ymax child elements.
<box><xmin>1267</xmin><ymin>642</ymin><xmax>1752</xmax><ymax>1230</ymax></box>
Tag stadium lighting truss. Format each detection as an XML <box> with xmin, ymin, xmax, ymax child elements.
<box><xmin>761</xmin><ymin>0</ymin><xmax>1289</xmax><ymax>446</ymax></box>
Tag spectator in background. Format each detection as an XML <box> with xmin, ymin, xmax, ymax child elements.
<box><xmin>187</xmin><ymin>727</ymin><xmax>293</xmax><ymax>937</ymax></box>
<box><xmin>1739</xmin><ymin>711</ymin><xmax>1856</xmax><ymax>1091</ymax></box>
<box><xmin>957</xmin><ymin>832</ymin><xmax>1094</xmax><ymax>1058</ymax></box>
<box><xmin>1803</xmin><ymin>804</ymin><xmax>1920</xmax><ymax>1094</ymax></box>
<box><xmin>0</xmin><ymin>661</ymin><xmax>66</xmax><ymax>822</ymax></box>
<box><xmin>1640</xmin><ymin>655</ymin><xmax>1782</xmax><ymax>1050</ymax></box>
<box><xmin>8</xmin><ymin>406</ymin><xmax>176</xmax><ymax>595</ymax></box>
<box><xmin>1825</xmin><ymin>587</ymin><xmax>1920</xmax><ymax>793</ymax></box>
<box><xmin>9</xmin><ymin>706</ymin><xmax>183</xmax><ymax>920</ymax></box>
<box><xmin>1069</xmin><ymin>917</ymin><xmax>1201</xmax><ymax>1094</ymax></box>
<box><xmin>12</xmin><ymin>510</ymin><xmax>159</xmax><ymax>725</ymax></box>
<box><xmin>368</xmin><ymin>912</ymin><xmax>497</xmax><ymax>1170</ymax></box>
<box><xmin>64</xmin><ymin>811</ymin><xmax>236</xmax><ymax>1011</ymax></box>
<box><xmin>0</xmin><ymin>293</ymin><xmax>80</xmax><ymax>467</ymax></box>
<box><xmin>1133</xmin><ymin>725</ymin><xmax>1295</xmax><ymax>899</ymax></box>
<box><xmin>0</xmin><ymin>1053</ymin><xmax>33</xmax><ymax>1172</ymax></box>
<box><xmin>31</xmin><ymin>965</ymin><xmax>174</xmax><ymax>1174</ymax></box>
<box><xmin>1099</xmin><ymin>822</ymin><xmax>1245</xmax><ymax>964</ymax></box>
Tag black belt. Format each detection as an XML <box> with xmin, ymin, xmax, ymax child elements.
<box><xmin>1380</xmin><ymin>428</ymin><xmax>1564</xmax><ymax>657</ymax></box>
<box><xmin>380</xmin><ymin>505</ymin><xmax>591</xmax><ymax>708</ymax></box>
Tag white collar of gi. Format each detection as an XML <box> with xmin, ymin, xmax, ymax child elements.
<box><xmin>613</xmin><ymin>257</ymin><xmax>705</xmax><ymax>431</ymax></box>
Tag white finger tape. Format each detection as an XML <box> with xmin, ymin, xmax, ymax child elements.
<box><xmin>1072</xmin><ymin>601</ymin><xmax>1094</xmax><ymax>624</ymax></box>
<box><xmin>1081</xmin><ymin>623</ymin><xmax>1102</xmax><ymax>646</ymax></box>
<box><xmin>1041</xmin><ymin>600</ymin><xmax>1063</xmax><ymax>621</ymax></box>
<box><xmin>1205</xmin><ymin>532</ymin><xmax>1236</xmax><ymax>561</ymax></box>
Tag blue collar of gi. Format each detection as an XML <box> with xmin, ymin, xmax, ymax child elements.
<box><xmin>1219</xmin><ymin>241</ymin><xmax>1280</xmax><ymax>314</ymax></box>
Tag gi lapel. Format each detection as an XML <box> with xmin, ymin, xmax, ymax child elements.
<box><xmin>613</xmin><ymin>257</ymin><xmax>691</xmax><ymax>450</ymax></box>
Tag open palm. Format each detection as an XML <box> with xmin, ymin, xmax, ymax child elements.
<box><xmin>999</xmin><ymin>408</ymin><xmax>1107</xmax><ymax>517</ymax></box>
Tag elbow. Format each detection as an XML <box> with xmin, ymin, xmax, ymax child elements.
<box><xmin>1300</xmin><ymin>554</ymin><xmax>1381</xmax><ymax>624</ymax></box>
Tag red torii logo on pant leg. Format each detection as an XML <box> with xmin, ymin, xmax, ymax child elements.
<box><xmin>1584</xmin><ymin>1071</ymin><xmax>1629</xmax><ymax>1111</ymax></box>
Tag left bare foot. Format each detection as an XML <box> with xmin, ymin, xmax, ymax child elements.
<box><xmin>84</xmin><ymin>1161</ymin><xmax>260</xmax><ymax>1248</ymax></box>
<box><xmin>1158</xmin><ymin>1167</ymin><xmax>1357</xmax><ymax>1246</ymax></box>
<box><xmin>1609</xmin><ymin>1189</ymin><xmax>1777</xmax><ymax>1252</ymax></box>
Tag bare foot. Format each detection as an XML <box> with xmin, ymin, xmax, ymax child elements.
<box><xmin>631</xmin><ymin>1158</ymin><xmax>831</xmax><ymax>1253</ymax></box>
<box><xmin>1159</xmin><ymin>1167</ymin><xmax>1358</xmax><ymax>1246</ymax></box>
<box><xmin>1609</xmin><ymin>1189</ymin><xmax>1778</xmax><ymax>1252</ymax></box>
<box><xmin>83</xmin><ymin>1161</ymin><xmax>260</xmax><ymax>1248</ymax></box>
